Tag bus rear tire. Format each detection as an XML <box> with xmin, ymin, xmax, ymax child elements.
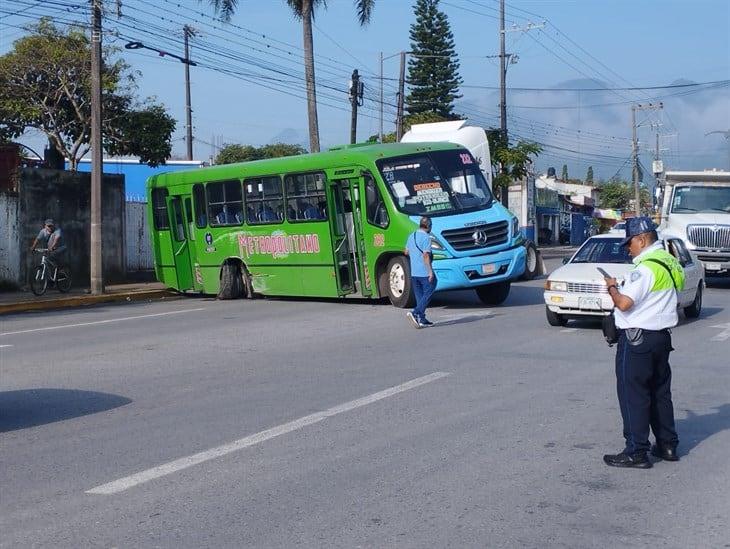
<box><xmin>218</xmin><ymin>262</ymin><xmax>243</xmax><ymax>300</ymax></box>
<box><xmin>383</xmin><ymin>256</ymin><xmax>415</xmax><ymax>308</ymax></box>
<box><xmin>475</xmin><ymin>281</ymin><xmax>510</xmax><ymax>305</ymax></box>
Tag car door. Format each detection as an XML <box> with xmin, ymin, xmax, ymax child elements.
<box><xmin>666</xmin><ymin>238</ymin><xmax>698</xmax><ymax>305</ymax></box>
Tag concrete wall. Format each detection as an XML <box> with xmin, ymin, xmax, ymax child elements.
<box><xmin>14</xmin><ymin>168</ymin><xmax>126</xmax><ymax>287</ymax></box>
<box><xmin>0</xmin><ymin>193</ymin><xmax>20</xmax><ymax>285</ymax></box>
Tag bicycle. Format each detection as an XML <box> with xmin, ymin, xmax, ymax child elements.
<box><xmin>31</xmin><ymin>249</ymin><xmax>72</xmax><ymax>296</ymax></box>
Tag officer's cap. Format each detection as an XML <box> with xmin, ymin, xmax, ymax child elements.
<box><xmin>44</xmin><ymin>218</ymin><xmax>55</xmax><ymax>227</ymax></box>
<box><xmin>620</xmin><ymin>216</ymin><xmax>657</xmax><ymax>247</ymax></box>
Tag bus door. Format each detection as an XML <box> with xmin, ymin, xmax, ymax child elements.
<box><xmin>166</xmin><ymin>195</ymin><xmax>195</xmax><ymax>291</ymax></box>
<box><xmin>329</xmin><ymin>177</ymin><xmax>372</xmax><ymax>297</ymax></box>
<box><xmin>183</xmin><ymin>196</ymin><xmax>203</xmax><ymax>291</ymax></box>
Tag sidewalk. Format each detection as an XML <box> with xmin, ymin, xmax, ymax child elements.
<box><xmin>0</xmin><ymin>282</ymin><xmax>179</xmax><ymax>315</ymax></box>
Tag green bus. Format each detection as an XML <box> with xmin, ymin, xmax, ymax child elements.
<box><xmin>147</xmin><ymin>142</ymin><xmax>526</xmax><ymax>307</ymax></box>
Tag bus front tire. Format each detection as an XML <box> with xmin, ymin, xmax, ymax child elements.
<box><xmin>383</xmin><ymin>256</ymin><xmax>415</xmax><ymax>308</ymax></box>
<box><xmin>218</xmin><ymin>263</ymin><xmax>243</xmax><ymax>300</ymax></box>
<box><xmin>520</xmin><ymin>241</ymin><xmax>539</xmax><ymax>280</ymax></box>
<box><xmin>475</xmin><ymin>281</ymin><xmax>511</xmax><ymax>305</ymax></box>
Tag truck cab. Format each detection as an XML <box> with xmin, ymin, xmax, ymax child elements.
<box><xmin>657</xmin><ymin>170</ymin><xmax>730</xmax><ymax>276</ymax></box>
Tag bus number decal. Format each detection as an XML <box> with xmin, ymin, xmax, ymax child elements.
<box><xmin>238</xmin><ymin>232</ymin><xmax>321</xmax><ymax>259</ymax></box>
<box><xmin>459</xmin><ymin>153</ymin><xmax>473</xmax><ymax>164</ymax></box>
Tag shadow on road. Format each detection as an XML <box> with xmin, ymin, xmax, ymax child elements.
<box><xmin>0</xmin><ymin>389</ymin><xmax>132</xmax><ymax>432</ymax></box>
<box><xmin>677</xmin><ymin>404</ymin><xmax>730</xmax><ymax>457</ymax></box>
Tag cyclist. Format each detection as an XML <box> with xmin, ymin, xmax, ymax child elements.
<box><xmin>30</xmin><ymin>219</ymin><xmax>66</xmax><ymax>265</ymax></box>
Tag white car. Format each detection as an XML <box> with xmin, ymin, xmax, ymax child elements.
<box><xmin>544</xmin><ymin>234</ymin><xmax>704</xmax><ymax>326</ymax></box>
<box><xmin>608</xmin><ymin>221</ymin><xmax>626</xmax><ymax>234</ymax></box>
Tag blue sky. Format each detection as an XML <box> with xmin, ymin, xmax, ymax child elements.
<box><xmin>2</xmin><ymin>0</ymin><xmax>729</xmax><ymax>181</ymax></box>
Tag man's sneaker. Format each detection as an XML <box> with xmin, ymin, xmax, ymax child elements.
<box><xmin>419</xmin><ymin>318</ymin><xmax>434</xmax><ymax>327</ymax></box>
<box><xmin>603</xmin><ymin>451</ymin><xmax>652</xmax><ymax>469</ymax></box>
<box><xmin>406</xmin><ymin>311</ymin><xmax>421</xmax><ymax>328</ymax></box>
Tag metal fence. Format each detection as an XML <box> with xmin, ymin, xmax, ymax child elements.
<box><xmin>125</xmin><ymin>201</ymin><xmax>153</xmax><ymax>271</ymax></box>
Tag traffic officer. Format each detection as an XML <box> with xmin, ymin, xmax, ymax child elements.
<box><xmin>602</xmin><ymin>216</ymin><xmax>685</xmax><ymax>469</ymax></box>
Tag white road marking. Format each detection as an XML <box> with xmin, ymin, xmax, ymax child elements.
<box><xmin>710</xmin><ymin>322</ymin><xmax>730</xmax><ymax>342</ymax></box>
<box><xmin>0</xmin><ymin>344</ymin><xmax>13</xmax><ymax>348</ymax></box>
<box><xmin>87</xmin><ymin>371</ymin><xmax>451</xmax><ymax>495</ymax></box>
<box><xmin>0</xmin><ymin>308</ymin><xmax>205</xmax><ymax>337</ymax></box>
<box><xmin>560</xmin><ymin>328</ymin><xmax>578</xmax><ymax>333</ymax></box>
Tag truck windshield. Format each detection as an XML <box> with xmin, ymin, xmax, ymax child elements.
<box><xmin>377</xmin><ymin>150</ymin><xmax>493</xmax><ymax>216</ymax></box>
<box><xmin>671</xmin><ymin>185</ymin><xmax>730</xmax><ymax>213</ymax></box>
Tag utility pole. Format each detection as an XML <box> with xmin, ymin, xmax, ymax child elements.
<box><xmin>349</xmin><ymin>69</ymin><xmax>363</xmax><ymax>144</ymax></box>
<box><xmin>183</xmin><ymin>25</ymin><xmax>196</xmax><ymax>161</ymax></box>
<box><xmin>396</xmin><ymin>51</ymin><xmax>407</xmax><ymax>141</ymax></box>
<box><xmin>499</xmin><ymin>0</ymin><xmax>507</xmax><ymax>143</ymax></box>
<box><xmin>90</xmin><ymin>0</ymin><xmax>103</xmax><ymax>294</ymax></box>
<box><xmin>631</xmin><ymin>102</ymin><xmax>663</xmax><ymax>216</ymax></box>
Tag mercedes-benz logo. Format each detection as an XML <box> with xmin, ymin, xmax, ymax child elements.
<box><xmin>711</xmin><ymin>224</ymin><xmax>719</xmax><ymax>232</ymax></box>
<box><xmin>473</xmin><ymin>230</ymin><xmax>488</xmax><ymax>246</ymax></box>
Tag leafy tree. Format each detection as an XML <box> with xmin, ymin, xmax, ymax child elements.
<box><xmin>208</xmin><ymin>0</ymin><xmax>375</xmax><ymax>153</ymax></box>
<box><xmin>215</xmin><ymin>142</ymin><xmax>307</xmax><ymax>164</ymax></box>
<box><xmin>585</xmin><ymin>165</ymin><xmax>594</xmax><ymax>184</ymax></box>
<box><xmin>0</xmin><ymin>19</ymin><xmax>176</xmax><ymax>170</ymax></box>
<box><xmin>598</xmin><ymin>180</ymin><xmax>650</xmax><ymax>211</ymax></box>
<box><xmin>487</xmin><ymin>129</ymin><xmax>542</xmax><ymax>197</ymax></box>
<box><xmin>561</xmin><ymin>164</ymin><xmax>568</xmax><ymax>181</ymax></box>
<box><xmin>405</xmin><ymin>0</ymin><xmax>462</xmax><ymax>118</ymax></box>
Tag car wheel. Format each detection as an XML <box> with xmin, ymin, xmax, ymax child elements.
<box><xmin>683</xmin><ymin>284</ymin><xmax>702</xmax><ymax>318</ymax></box>
<box><xmin>546</xmin><ymin>306</ymin><xmax>568</xmax><ymax>327</ymax></box>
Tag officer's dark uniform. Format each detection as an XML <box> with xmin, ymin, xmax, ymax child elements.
<box><xmin>603</xmin><ymin>217</ymin><xmax>684</xmax><ymax>468</ymax></box>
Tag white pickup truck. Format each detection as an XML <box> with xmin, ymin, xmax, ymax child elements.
<box><xmin>657</xmin><ymin>170</ymin><xmax>730</xmax><ymax>276</ymax></box>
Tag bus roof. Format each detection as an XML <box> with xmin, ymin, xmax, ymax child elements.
<box><xmin>147</xmin><ymin>141</ymin><xmax>463</xmax><ymax>188</ymax></box>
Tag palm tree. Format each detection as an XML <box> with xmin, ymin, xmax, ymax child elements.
<box><xmin>207</xmin><ymin>0</ymin><xmax>375</xmax><ymax>153</ymax></box>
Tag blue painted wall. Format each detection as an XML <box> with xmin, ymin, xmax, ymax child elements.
<box><xmin>69</xmin><ymin>159</ymin><xmax>205</xmax><ymax>199</ymax></box>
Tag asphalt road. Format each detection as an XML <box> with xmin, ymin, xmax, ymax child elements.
<box><xmin>1</xmin><ymin>259</ymin><xmax>729</xmax><ymax>548</ymax></box>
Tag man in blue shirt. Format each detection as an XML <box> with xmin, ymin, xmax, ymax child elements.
<box><xmin>404</xmin><ymin>216</ymin><xmax>435</xmax><ymax>328</ymax></box>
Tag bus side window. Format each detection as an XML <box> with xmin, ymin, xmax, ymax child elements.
<box><xmin>365</xmin><ymin>175</ymin><xmax>389</xmax><ymax>228</ymax></box>
<box><xmin>151</xmin><ymin>188</ymin><xmax>169</xmax><ymax>230</ymax></box>
<box><xmin>285</xmin><ymin>172</ymin><xmax>327</xmax><ymax>221</ymax></box>
<box><xmin>245</xmin><ymin>176</ymin><xmax>283</xmax><ymax>224</ymax></box>
<box><xmin>193</xmin><ymin>184</ymin><xmax>207</xmax><ymax>228</ymax></box>
<box><xmin>208</xmin><ymin>180</ymin><xmax>244</xmax><ymax>226</ymax></box>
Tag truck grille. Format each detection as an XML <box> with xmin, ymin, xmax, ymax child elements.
<box><xmin>441</xmin><ymin>221</ymin><xmax>508</xmax><ymax>251</ymax></box>
<box><xmin>566</xmin><ymin>282</ymin><xmax>608</xmax><ymax>294</ymax></box>
<box><xmin>687</xmin><ymin>224</ymin><xmax>730</xmax><ymax>250</ymax></box>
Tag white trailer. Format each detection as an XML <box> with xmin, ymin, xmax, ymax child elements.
<box><xmin>657</xmin><ymin>170</ymin><xmax>730</xmax><ymax>276</ymax></box>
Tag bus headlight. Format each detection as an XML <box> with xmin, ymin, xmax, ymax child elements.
<box><xmin>511</xmin><ymin>216</ymin><xmax>520</xmax><ymax>238</ymax></box>
<box><xmin>430</xmin><ymin>235</ymin><xmax>445</xmax><ymax>251</ymax></box>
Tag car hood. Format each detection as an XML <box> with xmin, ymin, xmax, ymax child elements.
<box><xmin>548</xmin><ymin>262</ymin><xmax>633</xmax><ymax>284</ymax></box>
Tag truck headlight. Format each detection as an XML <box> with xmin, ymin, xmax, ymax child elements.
<box><xmin>545</xmin><ymin>280</ymin><xmax>567</xmax><ymax>292</ymax></box>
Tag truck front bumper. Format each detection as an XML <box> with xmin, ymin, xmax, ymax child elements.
<box><xmin>433</xmin><ymin>244</ymin><xmax>526</xmax><ymax>291</ymax></box>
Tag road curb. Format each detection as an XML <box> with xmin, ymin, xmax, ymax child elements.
<box><xmin>0</xmin><ymin>290</ymin><xmax>179</xmax><ymax>316</ymax></box>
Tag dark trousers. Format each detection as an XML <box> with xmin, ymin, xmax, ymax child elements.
<box><xmin>411</xmin><ymin>276</ymin><xmax>435</xmax><ymax>320</ymax></box>
<box><xmin>615</xmin><ymin>330</ymin><xmax>678</xmax><ymax>454</ymax></box>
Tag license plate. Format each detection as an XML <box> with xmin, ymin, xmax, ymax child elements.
<box><xmin>579</xmin><ymin>297</ymin><xmax>602</xmax><ymax>310</ymax></box>
<box><xmin>481</xmin><ymin>263</ymin><xmax>496</xmax><ymax>275</ymax></box>
<box><xmin>705</xmin><ymin>262</ymin><xmax>721</xmax><ymax>271</ymax></box>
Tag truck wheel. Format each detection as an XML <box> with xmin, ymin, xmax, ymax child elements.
<box><xmin>546</xmin><ymin>306</ymin><xmax>568</xmax><ymax>327</ymax></box>
<box><xmin>218</xmin><ymin>262</ymin><xmax>243</xmax><ymax>300</ymax></box>
<box><xmin>475</xmin><ymin>281</ymin><xmax>511</xmax><ymax>305</ymax></box>
<box><xmin>384</xmin><ymin>256</ymin><xmax>415</xmax><ymax>308</ymax></box>
<box><xmin>521</xmin><ymin>241</ymin><xmax>539</xmax><ymax>280</ymax></box>
<box><xmin>684</xmin><ymin>284</ymin><xmax>702</xmax><ymax>318</ymax></box>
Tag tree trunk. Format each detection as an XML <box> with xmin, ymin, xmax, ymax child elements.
<box><xmin>301</xmin><ymin>0</ymin><xmax>320</xmax><ymax>153</ymax></box>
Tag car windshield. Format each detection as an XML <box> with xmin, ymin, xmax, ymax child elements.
<box><xmin>377</xmin><ymin>149</ymin><xmax>493</xmax><ymax>216</ymax></box>
<box><xmin>570</xmin><ymin>237</ymin><xmax>631</xmax><ymax>264</ymax></box>
<box><xmin>671</xmin><ymin>185</ymin><xmax>730</xmax><ymax>213</ymax></box>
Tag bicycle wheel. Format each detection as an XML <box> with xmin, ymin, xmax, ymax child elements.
<box><xmin>30</xmin><ymin>266</ymin><xmax>48</xmax><ymax>296</ymax></box>
<box><xmin>56</xmin><ymin>268</ymin><xmax>72</xmax><ymax>293</ymax></box>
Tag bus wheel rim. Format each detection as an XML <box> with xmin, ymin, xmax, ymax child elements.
<box><xmin>526</xmin><ymin>247</ymin><xmax>537</xmax><ymax>271</ymax></box>
<box><xmin>389</xmin><ymin>264</ymin><xmax>405</xmax><ymax>297</ymax></box>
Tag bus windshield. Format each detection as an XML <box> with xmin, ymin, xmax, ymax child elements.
<box><xmin>671</xmin><ymin>185</ymin><xmax>730</xmax><ymax>213</ymax></box>
<box><xmin>377</xmin><ymin>149</ymin><xmax>493</xmax><ymax>216</ymax></box>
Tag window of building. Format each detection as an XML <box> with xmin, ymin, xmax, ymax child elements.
<box><xmin>193</xmin><ymin>184</ymin><xmax>207</xmax><ymax>228</ymax></box>
<box><xmin>285</xmin><ymin>172</ymin><xmax>327</xmax><ymax>221</ymax></box>
<box><xmin>151</xmin><ymin>188</ymin><xmax>169</xmax><ymax>230</ymax></box>
<box><xmin>244</xmin><ymin>176</ymin><xmax>284</xmax><ymax>224</ymax></box>
<box><xmin>207</xmin><ymin>180</ymin><xmax>244</xmax><ymax>226</ymax></box>
<box><xmin>365</xmin><ymin>174</ymin><xmax>389</xmax><ymax>228</ymax></box>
